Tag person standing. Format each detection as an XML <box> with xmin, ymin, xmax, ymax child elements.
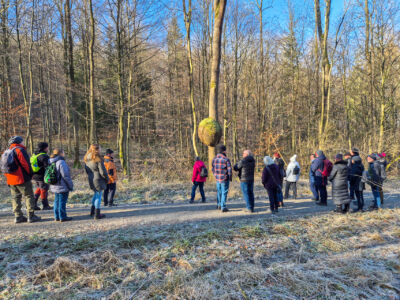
<box><xmin>1</xmin><ymin>136</ymin><xmax>41</xmax><ymax>223</ymax></box>
<box><xmin>84</xmin><ymin>145</ymin><xmax>109</xmax><ymax>219</ymax></box>
<box><xmin>31</xmin><ymin>142</ymin><xmax>52</xmax><ymax>210</ymax></box>
<box><xmin>234</xmin><ymin>150</ymin><xmax>255</xmax><ymax>212</ymax></box>
<box><xmin>311</xmin><ymin>150</ymin><xmax>332</xmax><ymax>206</ymax></box>
<box><xmin>273</xmin><ymin>153</ymin><xmax>285</xmax><ymax>207</ymax></box>
<box><xmin>365</xmin><ymin>154</ymin><xmax>383</xmax><ymax>210</ymax></box>
<box><xmin>328</xmin><ymin>154</ymin><xmax>351</xmax><ymax>213</ymax></box>
<box><xmin>103</xmin><ymin>149</ymin><xmax>117</xmax><ymax>207</ymax></box>
<box><xmin>377</xmin><ymin>153</ymin><xmax>387</xmax><ymax>205</ymax></box>
<box><xmin>212</xmin><ymin>144</ymin><xmax>232</xmax><ymax>212</ymax></box>
<box><xmin>262</xmin><ymin>156</ymin><xmax>282</xmax><ymax>214</ymax></box>
<box><xmin>284</xmin><ymin>155</ymin><xmax>300</xmax><ymax>199</ymax></box>
<box><xmin>349</xmin><ymin>147</ymin><xmax>361</xmax><ymax>200</ymax></box>
<box><xmin>349</xmin><ymin>156</ymin><xmax>364</xmax><ymax>212</ymax></box>
<box><xmin>49</xmin><ymin>149</ymin><xmax>74</xmax><ymax>222</ymax></box>
<box><xmin>309</xmin><ymin>154</ymin><xmax>318</xmax><ymax>201</ymax></box>
<box><xmin>190</xmin><ymin>156</ymin><xmax>207</xmax><ymax>203</ymax></box>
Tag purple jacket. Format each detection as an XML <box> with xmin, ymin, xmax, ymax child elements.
<box><xmin>262</xmin><ymin>164</ymin><xmax>281</xmax><ymax>191</ymax></box>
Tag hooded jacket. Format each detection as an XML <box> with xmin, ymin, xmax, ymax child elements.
<box><xmin>285</xmin><ymin>155</ymin><xmax>301</xmax><ymax>183</ymax></box>
<box><xmin>85</xmin><ymin>154</ymin><xmax>109</xmax><ymax>191</ymax></box>
<box><xmin>328</xmin><ymin>160</ymin><xmax>350</xmax><ymax>205</ymax></box>
<box><xmin>311</xmin><ymin>153</ymin><xmax>326</xmax><ymax>178</ymax></box>
<box><xmin>49</xmin><ymin>156</ymin><xmax>74</xmax><ymax>193</ymax></box>
<box><xmin>262</xmin><ymin>157</ymin><xmax>282</xmax><ymax>191</ymax></box>
<box><xmin>192</xmin><ymin>160</ymin><xmax>207</xmax><ymax>183</ymax></box>
<box><xmin>234</xmin><ymin>155</ymin><xmax>255</xmax><ymax>182</ymax></box>
<box><xmin>4</xmin><ymin>143</ymin><xmax>32</xmax><ymax>185</ymax></box>
<box><xmin>104</xmin><ymin>155</ymin><xmax>117</xmax><ymax>184</ymax></box>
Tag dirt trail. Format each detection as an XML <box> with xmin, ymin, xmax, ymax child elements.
<box><xmin>1</xmin><ymin>189</ymin><xmax>399</xmax><ymax>239</ymax></box>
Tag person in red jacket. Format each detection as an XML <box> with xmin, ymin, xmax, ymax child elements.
<box><xmin>190</xmin><ymin>157</ymin><xmax>207</xmax><ymax>203</ymax></box>
<box><xmin>3</xmin><ymin>136</ymin><xmax>41</xmax><ymax>223</ymax></box>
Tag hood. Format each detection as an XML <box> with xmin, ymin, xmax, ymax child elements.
<box><xmin>290</xmin><ymin>155</ymin><xmax>297</xmax><ymax>162</ymax></box>
<box><xmin>49</xmin><ymin>156</ymin><xmax>64</xmax><ymax>164</ymax></box>
<box><xmin>263</xmin><ymin>156</ymin><xmax>274</xmax><ymax>166</ymax></box>
<box><xmin>317</xmin><ymin>153</ymin><xmax>326</xmax><ymax>160</ymax></box>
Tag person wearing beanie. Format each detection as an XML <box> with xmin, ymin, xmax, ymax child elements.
<box><xmin>328</xmin><ymin>154</ymin><xmax>351</xmax><ymax>213</ymax></box>
<box><xmin>103</xmin><ymin>149</ymin><xmax>118</xmax><ymax>207</ymax></box>
<box><xmin>284</xmin><ymin>155</ymin><xmax>301</xmax><ymax>200</ymax></box>
<box><xmin>234</xmin><ymin>150</ymin><xmax>256</xmax><ymax>212</ymax></box>
<box><xmin>262</xmin><ymin>156</ymin><xmax>283</xmax><ymax>214</ymax></box>
<box><xmin>212</xmin><ymin>144</ymin><xmax>232</xmax><ymax>212</ymax></box>
<box><xmin>377</xmin><ymin>152</ymin><xmax>387</xmax><ymax>205</ymax></box>
<box><xmin>190</xmin><ymin>156</ymin><xmax>207</xmax><ymax>203</ymax></box>
<box><xmin>311</xmin><ymin>150</ymin><xmax>331</xmax><ymax>206</ymax></box>
<box><xmin>32</xmin><ymin>142</ymin><xmax>52</xmax><ymax>210</ymax></box>
<box><xmin>366</xmin><ymin>154</ymin><xmax>384</xmax><ymax>210</ymax></box>
<box><xmin>348</xmin><ymin>147</ymin><xmax>362</xmax><ymax>201</ymax></box>
<box><xmin>309</xmin><ymin>154</ymin><xmax>319</xmax><ymax>201</ymax></box>
<box><xmin>2</xmin><ymin>136</ymin><xmax>41</xmax><ymax>223</ymax></box>
<box><xmin>273</xmin><ymin>152</ymin><xmax>285</xmax><ymax>206</ymax></box>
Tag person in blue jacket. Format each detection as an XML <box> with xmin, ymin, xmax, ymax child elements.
<box><xmin>311</xmin><ymin>150</ymin><xmax>328</xmax><ymax>205</ymax></box>
<box><xmin>309</xmin><ymin>153</ymin><xmax>318</xmax><ymax>201</ymax></box>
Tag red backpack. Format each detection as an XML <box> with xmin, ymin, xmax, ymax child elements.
<box><xmin>319</xmin><ymin>159</ymin><xmax>333</xmax><ymax>178</ymax></box>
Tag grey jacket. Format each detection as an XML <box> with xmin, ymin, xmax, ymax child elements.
<box><xmin>49</xmin><ymin>156</ymin><xmax>74</xmax><ymax>193</ymax></box>
<box><xmin>85</xmin><ymin>156</ymin><xmax>109</xmax><ymax>192</ymax></box>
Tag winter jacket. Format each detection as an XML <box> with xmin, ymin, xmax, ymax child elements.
<box><xmin>309</xmin><ymin>159</ymin><xmax>316</xmax><ymax>183</ymax></box>
<box><xmin>366</xmin><ymin>161</ymin><xmax>383</xmax><ymax>188</ymax></box>
<box><xmin>274</xmin><ymin>157</ymin><xmax>286</xmax><ymax>184</ymax></box>
<box><xmin>192</xmin><ymin>160</ymin><xmax>207</xmax><ymax>183</ymax></box>
<box><xmin>262</xmin><ymin>163</ymin><xmax>281</xmax><ymax>191</ymax></box>
<box><xmin>328</xmin><ymin>160</ymin><xmax>350</xmax><ymax>205</ymax></box>
<box><xmin>32</xmin><ymin>151</ymin><xmax>50</xmax><ymax>182</ymax></box>
<box><xmin>85</xmin><ymin>155</ymin><xmax>109</xmax><ymax>192</ymax></box>
<box><xmin>212</xmin><ymin>153</ymin><xmax>232</xmax><ymax>182</ymax></box>
<box><xmin>311</xmin><ymin>153</ymin><xmax>326</xmax><ymax>178</ymax></box>
<box><xmin>49</xmin><ymin>156</ymin><xmax>74</xmax><ymax>193</ymax></box>
<box><xmin>4</xmin><ymin>144</ymin><xmax>32</xmax><ymax>186</ymax></box>
<box><xmin>234</xmin><ymin>155</ymin><xmax>255</xmax><ymax>182</ymax></box>
<box><xmin>285</xmin><ymin>155</ymin><xmax>300</xmax><ymax>183</ymax></box>
<box><xmin>349</xmin><ymin>156</ymin><xmax>364</xmax><ymax>187</ymax></box>
<box><xmin>104</xmin><ymin>155</ymin><xmax>117</xmax><ymax>184</ymax></box>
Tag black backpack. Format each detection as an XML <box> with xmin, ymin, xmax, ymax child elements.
<box><xmin>200</xmin><ymin>167</ymin><xmax>208</xmax><ymax>178</ymax></box>
<box><xmin>293</xmin><ymin>165</ymin><xmax>300</xmax><ymax>175</ymax></box>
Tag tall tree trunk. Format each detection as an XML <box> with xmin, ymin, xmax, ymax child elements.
<box><xmin>88</xmin><ymin>0</ymin><xmax>96</xmax><ymax>144</ymax></box>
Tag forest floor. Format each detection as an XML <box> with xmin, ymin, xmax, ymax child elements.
<box><xmin>0</xmin><ymin>178</ymin><xmax>399</xmax><ymax>299</ymax></box>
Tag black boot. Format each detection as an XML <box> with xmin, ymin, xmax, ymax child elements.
<box><xmin>94</xmin><ymin>208</ymin><xmax>105</xmax><ymax>220</ymax></box>
<box><xmin>42</xmin><ymin>198</ymin><xmax>52</xmax><ymax>210</ymax></box>
<box><xmin>333</xmin><ymin>205</ymin><xmax>343</xmax><ymax>213</ymax></box>
<box><xmin>28</xmin><ymin>212</ymin><xmax>41</xmax><ymax>223</ymax></box>
<box><xmin>33</xmin><ymin>194</ymin><xmax>41</xmax><ymax>211</ymax></box>
<box><xmin>343</xmin><ymin>203</ymin><xmax>350</xmax><ymax>213</ymax></box>
<box><xmin>15</xmin><ymin>215</ymin><xmax>27</xmax><ymax>223</ymax></box>
<box><xmin>90</xmin><ymin>205</ymin><xmax>95</xmax><ymax>217</ymax></box>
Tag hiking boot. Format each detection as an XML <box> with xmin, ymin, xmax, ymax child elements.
<box><xmin>28</xmin><ymin>213</ymin><xmax>41</xmax><ymax>223</ymax></box>
<box><xmin>90</xmin><ymin>205</ymin><xmax>95</xmax><ymax>217</ymax></box>
<box><xmin>60</xmin><ymin>217</ymin><xmax>73</xmax><ymax>222</ymax></box>
<box><xmin>94</xmin><ymin>209</ymin><xmax>106</xmax><ymax>220</ymax></box>
<box><xmin>221</xmin><ymin>207</ymin><xmax>229</xmax><ymax>213</ymax></box>
<box><xmin>333</xmin><ymin>206</ymin><xmax>343</xmax><ymax>213</ymax></box>
<box><xmin>33</xmin><ymin>205</ymin><xmax>41</xmax><ymax>211</ymax></box>
<box><xmin>201</xmin><ymin>199</ymin><xmax>206</xmax><ymax>203</ymax></box>
<box><xmin>189</xmin><ymin>200</ymin><xmax>194</xmax><ymax>204</ymax></box>
<box><xmin>216</xmin><ymin>205</ymin><xmax>221</xmax><ymax>210</ymax></box>
<box><xmin>15</xmin><ymin>215</ymin><xmax>27</xmax><ymax>224</ymax></box>
<box><xmin>108</xmin><ymin>203</ymin><xmax>117</xmax><ymax>207</ymax></box>
<box><xmin>42</xmin><ymin>205</ymin><xmax>52</xmax><ymax>210</ymax></box>
<box><xmin>42</xmin><ymin>199</ymin><xmax>52</xmax><ymax>210</ymax></box>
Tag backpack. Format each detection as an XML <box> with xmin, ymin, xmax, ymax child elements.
<box><xmin>319</xmin><ymin>159</ymin><xmax>333</xmax><ymax>178</ymax></box>
<box><xmin>30</xmin><ymin>152</ymin><xmax>46</xmax><ymax>173</ymax></box>
<box><xmin>378</xmin><ymin>161</ymin><xmax>387</xmax><ymax>182</ymax></box>
<box><xmin>0</xmin><ymin>147</ymin><xmax>19</xmax><ymax>174</ymax></box>
<box><xmin>293</xmin><ymin>165</ymin><xmax>300</xmax><ymax>175</ymax></box>
<box><xmin>44</xmin><ymin>162</ymin><xmax>59</xmax><ymax>184</ymax></box>
<box><xmin>200</xmin><ymin>166</ymin><xmax>208</xmax><ymax>178</ymax></box>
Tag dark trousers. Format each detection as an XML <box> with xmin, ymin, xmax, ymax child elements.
<box><xmin>315</xmin><ymin>178</ymin><xmax>327</xmax><ymax>204</ymax></box>
<box><xmin>191</xmin><ymin>181</ymin><xmax>206</xmax><ymax>202</ymax></box>
<box><xmin>284</xmin><ymin>181</ymin><xmax>297</xmax><ymax>199</ymax></box>
<box><xmin>349</xmin><ymin>183</ymin><xmax>355</xmax><ymax>200</ymax></box>
<box><xmin>355</xmin><ymin>190</ymin><xmax>364</xmax><ymax>210</ymax></box>
<box><xmin>266</xmin><ymin>187</ymin><xmax>279</xmax><ymax>212</ymax></box>
<box><xmin>240</xmin><ymin>181</ymin><xmax>254</xmax><ymax>210</ymax></box>
<box><xmin>103</xmin><ymin>183</ymin><xmax>116</xmax><ymax>206</ymax></box>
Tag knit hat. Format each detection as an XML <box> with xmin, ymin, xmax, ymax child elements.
<box><xmin>273</xmin><ymin>152</ymin><xmax>280</xmax><ymax>158</ymax></box>
<box><xmin>195</xmin><ymin>156</ymin><xmax>201</xmax><ymax>161</ymax></box>
<box><xmin>316</xmin><ymin>150</ymin><xmax>324</xmax><ymax>157</ymax></box>
<box><xmin>216</xmin><ymin>144</ymin><xmax>226</xmax><ymax>154</ymax></box>
<box><xmin>105</xmin><ymin>148</ymin><xmax>114</xmax><ymax>155</ymax></box>
<box><xmin>344</xmin><ymin>152</ymin><xmax>351</xmax><ymax>157</ymax></box>
<box><xmin>263</xmin><ymin>156</ymin><xmax>274</xmax><ymax>166</ymax></box>
<box><xmin>379</xmin><ymin>152</ymin><xmax>386</xmax><ymax>158</ymax></box>
<box><xmin>368</xmin><ymin>154</ymin><xmax>377</xmax><ymax>160</ymax></box>
<box><xmin>290</xmin><ymin>155</ymin><xmax>297</xmax><ymax>162</ymax></box>
<box><xmin>335</xmin><ymin>153</ymin><xmax>343</xmax><ymax>161</ymax></box>
<box><xmin>37</xmin><ymin>142</ymin><xmax>48</xmax><ymax>152</ymax></box>
<box><xmin>8</xmin><ymin>136</ymin><xmax>23</xmax><ymax>145</ymax></box>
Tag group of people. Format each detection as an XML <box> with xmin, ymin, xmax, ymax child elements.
<box><xmin>191</xmin><ymin>144</ymin><xmax>387</xmax><ymax>214</ymax></box>
<box><xmin>1</xmin><ymin>136</ymin><xmax>117</xmax><ymax>223</ymax></box>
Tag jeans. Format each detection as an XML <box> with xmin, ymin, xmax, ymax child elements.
<box><xmin>216</xmin><ymin>181</ymin><xmax>229</xmax><ymax>210</ymax></box>
<box><xmin>104</xmin><ymin>183</ymin><xmax>116</xmax><ymax>206</ymax></box>
<box><xmin>315</xmin><ymin>177</ymin><xmax>327</xmax><ymax>204</ymax></box>
<box><xmin>371</xmin><ymin>186</ymin><xmax>381</xmax><ymax>208</ymax></box>
<box><xmin>309</xmin><ymin>179</ymin><xmax>318</xmax><ymax>200</ymax></box>
<box><xmin>54</xmin><ymin>192</ymin><xmax>69</xmax><ymax>220</ymax></box>
<box><xmin>240</xmin><ymin>181</ymin><xmax>254</xmax><ymax>210</ymax></box>
<box><xmin>191</xmin><ymin>181</ymin><xmax>206</xmax><ymax>202</ymax></box>
<box><xmin>285</xmin><ymin>181</ymin><xmax>297</xmax><ymax>199</ymax></box>
<box><xmin>92</xmin><ymin>191</ymin><xmax>103</xmax><ymax>209</ymax></box>
<box><xmin>277</xmin><ymin>186</ymin><xmax>283</xmax><ymax>203</ymax></box>
<box><xmin>266</xmin><ymin>187</ymin><xmax>279</xmax><ymax>212</ymax></box>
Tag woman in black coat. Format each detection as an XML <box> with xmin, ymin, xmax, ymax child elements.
<box><xmin>328</xmin><ymin>154</ymin><xmax>351</xmax><ymax>213</ymax></box>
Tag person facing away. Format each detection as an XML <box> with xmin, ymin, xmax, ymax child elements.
<box><xmin>262</xmin><ymin>156</ymin><xmax>282</xmax><ymax>214</ymax></box>
<box><xmin>377</xmin><ymin>152</ymin><xmax>387</xmax><ymax>205</ymax></box>
<box><xmin>190</xmin><ymin>156</ymin><xmax>207</xmax><ymax>203</ymax></box>
<box><xmin>273</xmin><ymin>152</ymin><xmax>285</xmax><ymax>206</ymax></box>
<box><xmin>234</xmin><ymin>150</ymin><xmax>256</xmax><ymax>213</ymax></box>
<box><xmin>365</xmin><ymin>154</ymin><xmax>383</xmax><ymax>210</ymax></box>
<box><xmin>311</xmin><ymin>150</ymin><xmax>330</xmax><ymax>206</ymax></box>
<box><xmin>212</xmin><ymin>144</ymin><xmax>232</xmax><ymax>212</ymax></box>
<box><xmin>284</xmin><ymin>155</ymin><xmax>301</xmax><ymax>199</ymax></box>
<box><xmin>103</xmin><ymin>149</ymin><xmax>117</xmax><ymax>207</ymax></box>
<box><xmin>309</xmin><ymin>154</ymin><xmax>318</xmax><ymax>201</ymax></box>
<box><xmin>349</xmin><ymin>155</ymin><xmax>364</xmax><ymax>212</ymax></box>
<box><xmin>84</xmin><ymin>144</ymin><xmax>109</xmax><ymax>219</ymax></box>
<box><xmin>328</xmin><ymin>154</ymin><xmax>351</xmax><ymax>213</ymax></box>
<box><xmin>32</xmin><ymin>142</ymin><xmax>52</xmax><ymax>211</ymax></box>
<box><xmin>49</xmin><ymin>148</ymin><xmax>74</xmax><ymax>222</ymax></box>
<box><xmin>2</xmin><ymin>136</ymin><xmax>41</xmax><ymax>223</ymax></box>
<box><xmin>348</xmin><ymin>147</ymin><xmax>361</xmax><ymax>200</ymax></box>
